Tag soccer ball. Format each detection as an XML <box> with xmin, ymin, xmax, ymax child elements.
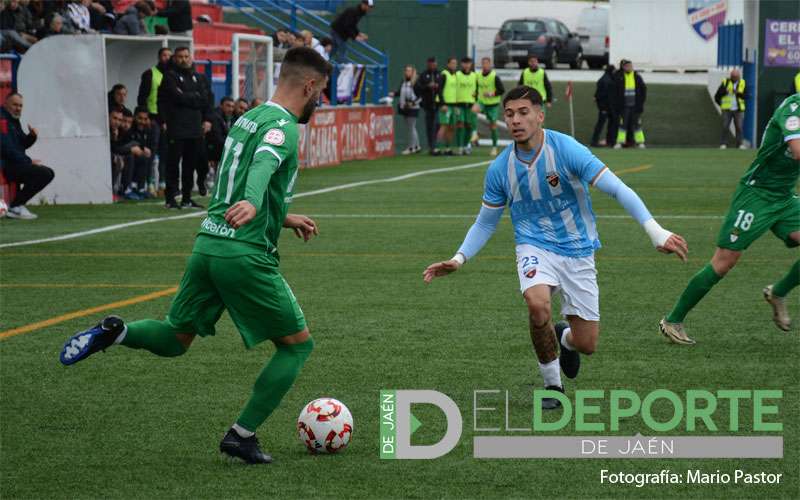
<box><xmin>297</xmin><ymin>398</ymin><xmax>353</xmax><ymax>454</ymax></box>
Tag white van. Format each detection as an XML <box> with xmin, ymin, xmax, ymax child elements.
<box><xmin>576</xmin><ymin>4</ymin><xmax>609</xmax><ymax>69</ymax></box>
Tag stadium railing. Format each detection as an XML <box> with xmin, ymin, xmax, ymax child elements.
<box><xmin>212</xmin><ymin>0</ymin><xmax>389</xmax><ymax>105</ymax></box>
<box><xmin>717</xmin><ymin>21</ymin><xmax>743</xmax><ymax>68</ymax></box>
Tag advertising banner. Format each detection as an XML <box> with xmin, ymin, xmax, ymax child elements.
<box><xmin>764</xmin><ymin>19</ymin><xmax>800</xmax><ymax>68</ymax></box>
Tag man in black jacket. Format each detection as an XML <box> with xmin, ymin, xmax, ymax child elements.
<box><xmin>157</xmin><ymin>0</ymin><xmax>192</xmax><ymax>35</ymax></box>
<box><xmin>414</xmin><ymin>57</ymin><xmax>443</xmax><ymax>155</ymax></box>
<box><xmin>330</xmin><ymin>0</ymin><xmax>372</xmax><ymax>63</ymax></box>
<box><xmin>0</xmin><ymin>93</ymin><xmax>54</xmax><ymax>219</ymax></box>
<box><xmin>206</xmin><ymin>96</ymin><xmax>234</xmax><ymax>167</ymax></box>
<box><xmin>612</xmin><ymin>59</ymin><xmax>647</xmax><ymax>149</ymax></box>
<box><xmin>158</xmin><ymin>46</ymin><xmax>213</xmax><ymax>209</ymax></box>
<box><xmin>590</xmin><ymin>64</ymin><xmax>616</xmax><ymax>147</ymax></box>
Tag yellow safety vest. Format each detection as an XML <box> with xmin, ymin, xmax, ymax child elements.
<box><xmin>456</xmin><ymin>70</ymin><xmax>478</xmax><ymax>104</ymax></box>
<box><xmin>795</xmin><ymin>72</ymin><xmax>800</xmax><ymax>93</ymax></box>
<box><xmin>477</xmin><ymin>70</ymin><xmax>501</xmax><ymax>105</ymax></box>
<box><xmin>441</xmin><ymin>70</ymin><xmax>458</xmax><ymax>104</ymax></box>
<box><xmin>147</xmin><ymin>66</ymin><xmax>163</xmax><ymax>115</ymax></box>
<box><xmin>720</xmin><ymin>78</ymin><xmax>746</xmax><ymax>111</ymax></box>
<box><xmin>521</xmin><ymin>67</ymin><xmax>547</xmax><ymax>101</ymax></box>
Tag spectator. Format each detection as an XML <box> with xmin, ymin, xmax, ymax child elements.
<box><xmin>316</xmin><ymin>36</ymin><xmax>332</xmax><ymax>61</ymax></box>
<box><xmin>0</xmin><ymin>0</ymin><xmax>38</xmax><ymax>52</ymax></box>
<box><xmin>67</xmin><ymin>0</ymin><xmax>95</xmax><ymax>34</ymax></box>
<box><xmin>329</xmin><ymin>0</ymin><xmax>372</xmax><ymax>63</ymax></box>
<box><xmin>590</xmin><ymin>64</ymin><xmax>616</xmax><ymax>147</ymax></box>
<box><xmin>35</xmin><ymin>12</ymin><xmax>64</xmax><ymax>39</ymax></box>
<box><xmin>612</xmin><ymin>59</ymin><xmax>647</xmax><ymax>149</ymax></box>
<box><xmin>157</xmin><ymin>0</ymin><xmax>192</xmax><ymax>36</ymax></box>
<box><xmin>393</xmin><ymin>64</ymin><xmax>421</xmax><ymax>155</ymax></box>
<box><xmin>120</xmin><ymin>106</ymin><xmax>134</xmax><ymax>134</ymax></box>
<box><xmin>109</xmin><ymin>107</ymin><xmax>140</xmax><ymax>199</ymax></box>
<box><xmin>250</xmin><ymin>97</ymin><xmax>263</xmax><ymax>108</ymax></box>
<box><xmin>300</xmin><ymin>29</ymin><xmax>321</xmax><ymax>51</ymax></box>
<box><xmin>714</xmin><ymin>68</ymin><xmax>747</xmax><ymax>149</ymax></box>
<box><xmin>518</xmin><ymin>55</ymin><xmax>552</xmax><ymax>107</ymax></box>
<box><xmin>414</xmin><ymin>56</ymin><xmax>442</xmax><ymax>155</ymax></box>
<box><xmin>157</xmin><ymin>45</ymin><xmax>213</xmax><ymax>209</ymax></box>
<box><xmin>205</xmin><ymin>96</ymin><xmax>234</xmax><ymax>171</ymax></box>
<box><xmin>290</xmin><ymin>31</ymin><xmax>305</xmax><ymax>49</ymax></box>
<box><xmin>113</xmin><ymin>0</ymin><xmax>152</xmax><ymax>35</ymax></box>
<box><xmin>88</xmin><ymin>0</ymin><xmax>114</xmax><ymax>32</ymax></box>
<box><xmin>121</xmin><ymin>107</ymin><xmax>157</xmax><ymax>199</ymax></box>
<box><xmin>233</xmin><ymin>97</ymin><xmax>249</xmax><ymax>119</ymax></box>
<box><xmin>273</xmin><ymin>28</ymin><xmax>291</xmax><ymax>49</ymax></box>
<box><xmin>108</xmin><ymin>83</ymin><xmax>127</xmax><ymax>112</ymax></box>
<box><xmin>0</xmin><ymin>92</ymin><xmax>54</xmax><ymax>220</ymax></box>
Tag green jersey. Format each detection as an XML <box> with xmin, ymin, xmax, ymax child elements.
<box><xmin>195</xmin><ymin>102</ymin><xmax>300</xmax><ymax>257</ymax></box>
<box><xmin>740</xmin><ymin>94</ymin><xmax>800</xmax><ymax>201</ymax></box>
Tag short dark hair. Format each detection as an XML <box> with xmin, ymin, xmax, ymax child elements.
<box><xmin>134</xmin><ymin>106</ymin><xmax>149</xmax><ymax>115</ymax></box>
<box><xmin>236</xmin><ymin>97</ymin><xmax>249</xmax><ymax>105</ymax></box>
<box><xmin>111</xmin><ymin>83</ymin><xmax>126</xmax><ymax>93</ymax></box>
<box><xmin>158</xmin><ymin>47</ymin><xmax>171</xmax><ymax>58</ymax></box>
<box><xmin>220</xmin><ymin>96</ymin><xmax>234</xmax><ymax>105</ymax></box>
<box><xmin>461</xmin><ymin>57</ymin><xmax>472</xmax><ymax>63</ymax></box>
<box><xmin>426</xmin><ymin>56</ymin><xmax>436</xmax><ymax>63</ymax></box>
<box><xmin>502</xmin><ymin>86</ymin><xmax>544</xmax><ymax>108</ymax></box>
<box><xmin>320</xmin><ymin>36</ymin><xmax>332</xmax><ymax>47</ymax></box>
<box><xmin>109</xmin><ymin>108</ymin><xmax>123</xmax><ymax>116</ymax></box>
<box><xmin>174</xmin><ymin>46</ymin><xmax>190</xmax><ymax>55</ymax></box>
<box><xmin>121</xmin><ymin>107</ymin><xmax>134</xmax><ymax>117</ymax></box>
<box><xmin>279</xmin><ymin>46</ymin><xmax>332</xmax><ymax>84</ymax></box>
<box><xmin>447</xmin><ymin>57</ymin><xmax>457</xmax><ymax>64</ymax></box>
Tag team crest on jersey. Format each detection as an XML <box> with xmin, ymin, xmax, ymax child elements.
<box><xmin>547</xmin><ymin>174</ymin><xmax>560</xmax><ymax>187</ymax></box>
<box><xmin>785</xmin><ymin>116</ymin><xmax>800</xmax><ymax>132</ymax></box>
<box><xmin>264</xmin><ymin>128</ymin><xmax>286</xmax><ymax>146</ymax></box>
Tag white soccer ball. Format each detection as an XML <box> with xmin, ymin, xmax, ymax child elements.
<box><xmin>297</xmin><ymin>397</ymin><xmax>353</xmax><ymax>454</ymax></box>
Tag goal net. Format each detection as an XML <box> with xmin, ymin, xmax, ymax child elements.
<box><xmin>231</xmin><ymin>34</ymin><xmax>274</xmax><ymax>103</ymax></box>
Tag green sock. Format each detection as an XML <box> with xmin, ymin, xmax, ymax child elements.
<box><xmin>772</xmin><ymin>260</ymin><xmax>800</xmax><ymax>298</ymax></box>
<box><xmin>236</xmin><ymin>338</ymin><xmax>315</xmax><ymax>432</ymax></box>
<box><xmin>491</xmin><ymin>128</ymin><xmax>498</xmax><ymax>147</ymax></box>
<box><xmin>666</xmin><ymin>264</ymin><xmax>722</xmax><ymax>323</ymax></box>
<box><xmin>121</xmin><ymin>319</ymin><xmax>187</xmax><ymax>357</ymax></box>
<box><xmin>455</xmin><ymin>127</ymin><xmax>463</xmax><ymax>148</ymax></box>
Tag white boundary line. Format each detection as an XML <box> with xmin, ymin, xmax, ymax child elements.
<box><xmin>305</xmin><ymin>214</ymin><xmax>725</xmax><ymax>220</ymax></box>
<box><xmin>0</xmin><ymin>161</ymin><xmax>491</xmax><ymax>249</ymax></box>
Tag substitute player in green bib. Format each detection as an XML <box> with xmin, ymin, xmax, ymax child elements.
<box><xmin>436</xmin><ymin>57</ymin><xmax>459</xmax><ymax>155</ymax></box>
<box><xmin>476</xmin><ymin>56</ymin><xmax>505</xmax><ymax>156</ymax></box>
<box><xmin>456</xmin><ymin>57</ymin><xmax>478</xmax><ymax>155</ymax></box>
<box><xmin>661</xmin><ymin>94</ymin><xmax>800</xmax><ymax>344</ymax></box>
<box><xmin>59</xmin><ymin>48</ymin><xmax>332</xmax><ymax>464</ymax></box>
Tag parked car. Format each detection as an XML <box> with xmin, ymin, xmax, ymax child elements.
<box><xmin>493</xmin><ymin>17</ymin><xmax>583</xmax><ymax>69</ymax></box>
<box><xmin>576</xmin><ymin>4</ymin><xmax>609</xmax><ymax>69</ymax></box>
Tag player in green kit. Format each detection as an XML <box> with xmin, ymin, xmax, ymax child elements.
<box><xmin>455</xmin><ymin>57</ymin><xmax>478</xmax><ymax>155</ymax></box>
<box><xmin>660</xmin><ymin>94</ymin><xmax>800</xmax><ymax>344</ymax></box>
<box><xmin>476</xmin><ymin>56</ymin><xmax>505</xmax><ymax>156</ymax></box>
<box><xmin>436</xmin><ymin>57</ymin><xmax>459</xmax><ymax>155</ymax></box>
<box><xmin>59</xmin><ymin>48</ymin><xmax>332</xmax><ymax>464</ymax></box>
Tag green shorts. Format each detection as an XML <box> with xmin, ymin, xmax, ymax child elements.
<box><xmin>461</xmin><ymin>104</ymin><xmax>478</xmax><ymax>129</ymax></box>
<box><xmin>452</xmin><ymin>104</ymin><xmax>465</xmax><ymax>124</ymax></box>
<box><xmin>167</xmin><ymin>252</ymin><xmax>306</xmax><ymax>348</ymax></box>
<box><xmin>716</xmin><ymin>184</ymin><xmax>800</xmax><ymax>251</ymax></box>
<box><xmin>481</xmin><ymin>103</ymin><xmax>500</xmax><ymax>123</ymax></box>
<box><xmin>438</xmin><ymin>105</ymin><xmax>456</xmax><ymax>126</ymax></box>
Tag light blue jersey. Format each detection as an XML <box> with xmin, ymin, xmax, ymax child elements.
<box><xmin>483</xmin><ymin>129</ymin><xmax>606</xmax><ymax>257</ymax></box>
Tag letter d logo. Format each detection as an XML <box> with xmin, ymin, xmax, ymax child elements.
<box><xmin>380</xmin><ymin>390</ymin><xmax>462</xmax><ymax>459</ymax></box>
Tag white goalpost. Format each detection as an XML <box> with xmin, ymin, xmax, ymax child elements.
<box><xmin>231</xmin><ymin>33</ymin><xmax>274</xmax><ymax>103</ymax></box>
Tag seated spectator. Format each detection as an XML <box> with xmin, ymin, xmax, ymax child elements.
<box><xmin>35</xmin><ymin>12</ymin><xmax>64</xmax><ymax>39</ymax></box>
<box><xmin>108</xmin><ymin>83</ymin><xmax>127</xmax><ymax>112</ymax></box>
<box><xmin>290</xmin><ymin>31</ymin><xmax>305</xmax><ymax>49</ymax></box>
<box><xmin>300</xmin><ymin>29</ymin><xmax>321</xmax><ymax>52</ymax></box>
<box><xmin>120</xmin><ymin>107</ymin><xmax>157</xmax><ymax>199</ymax></box>
<box><xmin>273</xmin><ymin>28</ymin><xmax>291</xmax><ymax>49</ymax></box>
<box><xmin>157</xmin><ymin>0</ymin><xmax>192</xmax><ymax>36</ymax></box>
<box><xmin>67</xmin><ymin>0</ymin><xmax>95</xmax><ymax>34</ymax></box>
<box><xmin>88</xmin><ymin>0</ymin><xmax>114</xmax><ymax>32</ymax></box>
<box><xmin>317</xmin><ymin>36</ymin><xmax>332</xmax><ymax>61</ymax></box>
<box><xmin>113</xmin><ymin>0</ymin><xmax>151</xmax><ymax>35</ymax></box>
<box><xmin>233</xmin><ymin>97</ymin><xmax>249</xmax><ymax>119</ymax></box>
<box><xmin>205</xmin><ymin>96</ymin><xmax>233</xmax><ymax>170</ymax></box>
<box><xmin>108</xmin><ymin>107</ymin><xmax>144</xmax><ymax>200</ymax></box>
<box><xmin>0</xmin><ymin>92</ymin><xmax>55</xmax><ymax>220</ymax></box>
<box><xmin>120</xmin><ymin>106</ymin><xmax>133</xmax><ymax>134</ymax></box>
<box><xmin>0</xmin><ymin>0</ymin><xmax>38</xmax><ymax>52</ymax></box>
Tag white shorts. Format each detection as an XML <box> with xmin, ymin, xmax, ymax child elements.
<box><xmin>515</xmin><ymin>243</ymin><xmax>600</xmax><ymax>321</ymax></box>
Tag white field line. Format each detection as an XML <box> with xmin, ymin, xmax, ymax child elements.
<box><xmin>0</xmin><ymin>160</ymin><xmax>490</xmax><ymax>249</ymax></box>
<box><xmin>306</xmin><ymin>214</ymin><xmax>725</xmax><ymax>220</ymax></box>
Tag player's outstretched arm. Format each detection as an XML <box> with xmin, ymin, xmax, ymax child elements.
<box><xmin>423</xmin><ymin>204</ymin><xmax>504</xmax><ymax>283</ymax></box>
<box><xmin>284</xmin><ymin>214</ymin><xmax>319</xmax><ymax>242</ymax></box>
<box><xmin>593</xmin><ymin>168</ymin><xmax>688</xmax><ymax>262</ymax></box>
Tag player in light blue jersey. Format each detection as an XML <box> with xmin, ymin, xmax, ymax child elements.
<box><xmin>423</xmin><ymin>86</ymin><xmax>688</xmax><ymax>408</ymax></box>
